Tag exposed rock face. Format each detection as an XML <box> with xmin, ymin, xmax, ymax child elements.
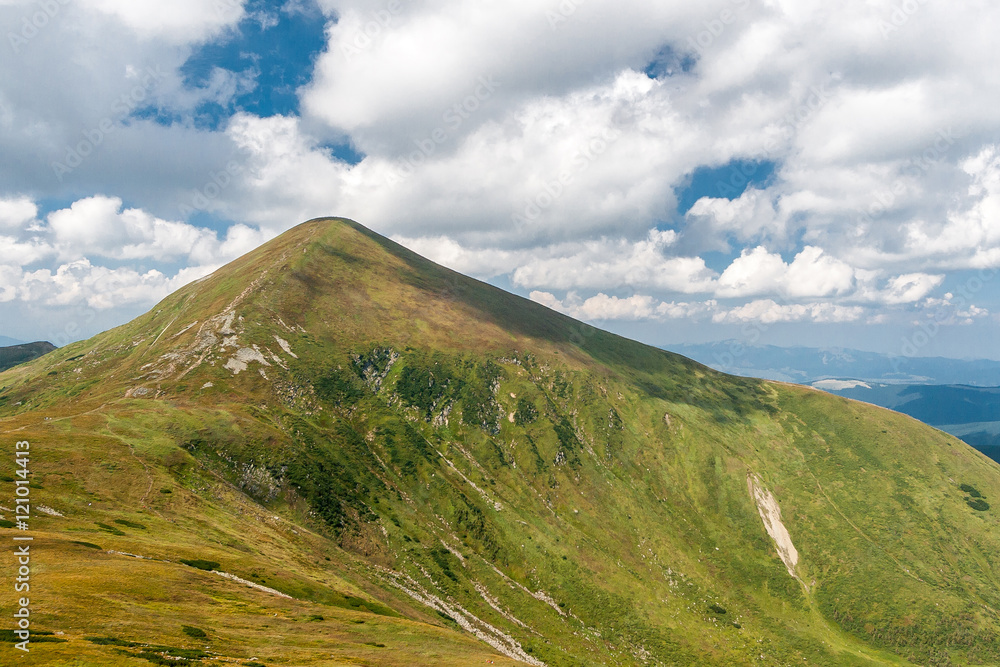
<box><xmin>748</xmin><ymin>473</ymin><xmax>800</xmax><ymax>580</ymax></box>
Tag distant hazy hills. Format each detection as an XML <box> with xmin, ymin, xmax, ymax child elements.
<box><xmin>669</xmin><ymin>342</ymin><xmax>1000</xmax><ymax>465</ymax></box>
<box><xmin>0</xmin><ymin>340</ymin><xmax>56</xmax><ymax>372</ymax></box>
<box><xmin>669</xmin><ymin>341</ymin><xmax>1000</xmax><ymax>386</ymax></box>
<box><xmin>0</xmin><ymin>335</ymin><xmax>24</xmax><ymax>347</ymax></box>
<box><xmin>822</xmin><ymin>384</ymin><xmax>1000</xmax><ymax>464</ymax></box>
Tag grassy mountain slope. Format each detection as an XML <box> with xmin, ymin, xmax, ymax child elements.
<box><xmin>0</xmin><ymin>341</ymin><xmax>56</xmax><ymax>372</ymax></box>
<box><xmin>826</xmin><ymin>384</ymin><xmax>1000</xmax><ymax>426</ymax></box>
<box><xmin>825</xmin><ymin>383</ymin><xmax>1000</xmax><ymax>464</ymax></box>
<box><xmin>2</xmin><ymin>218</ymin><xmax>1000</xmax><ymax>666</ymax></box>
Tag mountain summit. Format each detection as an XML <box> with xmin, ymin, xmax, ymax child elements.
<box><xmin>2</xmin><ymin>218</ymin><xmax>999</xmax><ymax>666</ymax></box>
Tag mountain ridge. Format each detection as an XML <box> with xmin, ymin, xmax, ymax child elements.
<box><xmin>819</xmin><ymin>383</ymin><xmax>1000</xmax><ymax>465</ymax></box>
<box><xmin>669</xmin><ymin>341</ymin><xmax>1000</xmax><ymax>386</ymax></box>
<box><xmin>0</xmin><ymin>340</ymin><xmax>56</xmax><ymax>373</ymax></box>
<box><xmin>2</xmin><ymin>218</ymin><xmax>999</xmax><ymax>666</ymax></box>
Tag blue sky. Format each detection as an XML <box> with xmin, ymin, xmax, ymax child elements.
<box><xmin>2</xmin><ymin>0</ymin><xmax>1000</xmax><ymax>360</ymax></box>
<box><xmin>178</xmin><ymin>1</ymin><xmax>325</xmax><ymax>122</ymax></box>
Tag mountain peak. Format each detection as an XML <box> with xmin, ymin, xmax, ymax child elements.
<box><xmin>2</xmin><ymin>218</ymin><xmax>999</xmax><ymax>666</ymax></box>
<box><xmin>16</xmin><ymin>218</ymin><xmax>700</xmax><ymax>409</ymax></box>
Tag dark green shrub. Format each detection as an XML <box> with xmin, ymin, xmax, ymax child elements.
<box><xmin>71</xmin><ymin>541</ymin><xmax>103</xmax><ymax>549</ymax></box>
<box><xmin>164</xmin><ymin>449</ymin><xmax>190</xmax><ymax>472</ymax></box>
<box><xmin>708</xmin><ymin>604</ymin><xmax>728</xmax><ymax>615</ymax></box>
<box><xmin>85</xmin><ymin>636</ymin><xmax>141</xmax><ymax>647</ymax></box>
<box><xmin>165</xmin><ymin>648</ymin><xmax>211</xmax><ymax>659</ymax></box>
<box><xmin>352</xmin><ymin>347</ymin><xmax>398</xmax><ymax>389</ymax></box>
<box><xmin>553</xmin><ymin>417</ymin><xmax>583</xmax><ymax>467</ymax></box>
<box><xmin>960</xmin><ymin>483</ymin><xmax>983</xmax><ymax>498</ymax></box>
<box><xmin>180</xmin><ymin>559</ymin><xmax>220</xmax><ymax>571</ymax></box>
<box><xmin>137</xmin><ymin>650</ymin><xmax>203</xmax><ymax>666</ymax></box>
<box><xmin>315</xmin><ymin>367</ymin><xmax>366</xmax><ymax>406</ymax></box>
<box><xmin>430</xmin><ymin>546</ymin><xmax>459</xmax><ymax>581</ymax></box>
<box><xmin>967</xmin><ymin>498</ymin><xmax>990</xmax><ymax>511</ymax></box>
<box><xmin>460</xmin><ymin>361</ymin><xmax>503</xmax><ymax>434</ymax></box>
<box><xmin>181</xmin><ymin>626</ymin><xmax>207</xmax><ymax>639</ymax></box>
<box><xmin>96</xmin><ymin>522</ymin><xmax>126</xmax><ymax>535</ymax></box>
<box><xmin>514</xmin><ymin>397</ymin><xmax>538</xmax><ymax>425</ymax></box>
<box><xmin>395</xmin><ymin>362</ymin><xmax>458</xmax><ymax>418</ymax></box>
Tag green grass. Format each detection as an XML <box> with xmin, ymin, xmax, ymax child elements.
<box><xmin>2</xmin><ymin>218</ymin><xmax>999</xmax><ymax>666</ymax></box>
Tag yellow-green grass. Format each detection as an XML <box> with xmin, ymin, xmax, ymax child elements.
<box><xmin>0</xmin><ymin>411</ymin><xmax>521</xmax><ymax>666</ymax></box>
<box><xmin>1</xmin><ymin>218</ymin><xmax>999</xmax><ymax>665</ymax></box>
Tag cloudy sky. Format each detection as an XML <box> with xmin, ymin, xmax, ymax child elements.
<box><xmin>1</xmin><ymin>0</ymin><xmax>999</xmax><ymax>358</ymax></box>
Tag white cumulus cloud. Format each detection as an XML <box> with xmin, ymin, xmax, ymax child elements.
<box><xmin>0</xmin><ymin>196</ymin><xmax>37</xmax><ymax>229</ymax></box>
<box><xmin>80</xmin><ymin>0</ymin><xmax>246</xmax><ymax>42</ymax></box>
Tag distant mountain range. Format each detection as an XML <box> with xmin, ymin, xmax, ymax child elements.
<box><xmin>668</xmin><ymin>341</ymin><xmax>1000</xmax><ymax>465</ymax></box>
<box><xmin>0</xmin><ymin>340</ymin><xmax>56</xmax><ymax>372</ymax></box>
<box><xmin>821</xmin><ymin>383</ymin><xmax>1000</xmax><ymax>464</ymax></box>
<box><xmin>0</xmin><ymin>335</ymin><xmax>24</xmax><ymax>347</ymax></box>
<box><xmin>669</xmin><ymin>341</ymin><xmax>1000</xmax><ymax>386</ymax></box>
